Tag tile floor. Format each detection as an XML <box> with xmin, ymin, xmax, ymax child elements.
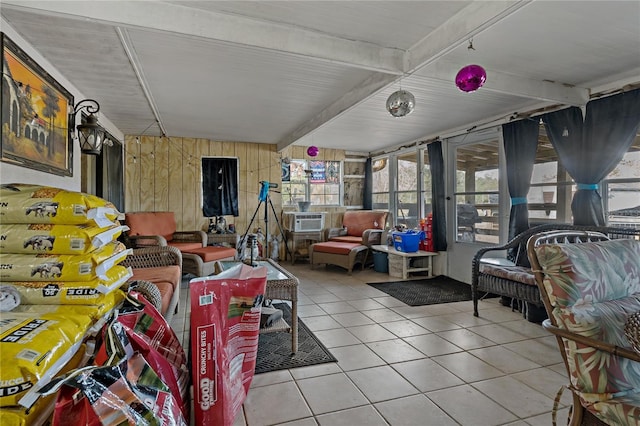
<box><xmin>170</xmin><ymin>263</ymin><xmax>573</xmax><ymax>426</ymax></box>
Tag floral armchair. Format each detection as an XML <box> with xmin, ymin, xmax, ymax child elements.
<box><xmin>527</xmin><ymin>230</ymin><xmax>640</xmax><ymax>425</ymax></box>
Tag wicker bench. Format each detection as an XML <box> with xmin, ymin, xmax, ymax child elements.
<box><xmin>472</xmin><ymin>224</ymin><xmax>640</xmax><ymax>321</ymax></box>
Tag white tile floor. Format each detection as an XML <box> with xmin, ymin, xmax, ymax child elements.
<box><xmin>170</xmin><ymin>263</ymin><xmax>573</xmax><ymax>426</ymax></box>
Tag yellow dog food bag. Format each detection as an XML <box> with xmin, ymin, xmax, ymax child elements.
<box><xmin>4</xmin><ymin>265</ymin><xmax>132</xmax><ymax>306</ymax></box>
<box><xmin>0</xmin><ymin>306</ymin><xmax>96</xmax><ymax>407</ymax></box>
<box><xmin>0</xmin><ymin>223</ymin><xmax>127</xmax><ymax>255</ymax></box>
<box><xmin>0</xmin><ymin>241</ymin><xmax>131</xmax><ymax>282</ymax></box>
<box><xmin>0</xmin><ymin>184</ymin><xmax>119</xmax><ymax>227</ymax></box>
<box><xmin>0</xmin><ymin>343</ymin><xmax>88</xmax><ymax>425</ymax></box>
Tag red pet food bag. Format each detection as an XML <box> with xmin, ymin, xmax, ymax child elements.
<box><xmin>190</xmin><ymin>264</ymin><xmax>267</xmax><ymax>426</ymax></box>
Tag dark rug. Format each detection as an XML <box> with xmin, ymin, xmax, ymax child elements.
<box><xmin>368</xmin><ymin>275</ymin><xmax>494</xmax><ymax>306</ymax></box>
<box><xmin>255</xmin><ymin>303</ymin><xmax>337</xmax><ymax>374</ymax></box>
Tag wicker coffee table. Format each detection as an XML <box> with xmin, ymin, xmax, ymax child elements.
<box><xmin>217</xmin><ymin>259</ymin><xmax>299</xmax><ymax>354</ymax></box>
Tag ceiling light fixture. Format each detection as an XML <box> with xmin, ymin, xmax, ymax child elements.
<box><xmin>69</xmin><ymin>99</ymin><xmax>107</xmax><ymax>155</ymax></box>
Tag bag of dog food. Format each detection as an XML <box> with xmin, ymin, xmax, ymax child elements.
<box><xmin>0</xmin><ymin>241</ymin><xmax>131</xmax><ymax>282</ymax></box>
<box><xmin>48</xmin><ymin>353</ymin><xmax>186</xmax><ymax>426</ymax></box>
<box><xmin>0</xmin><ymin>343</ymin><xmax>89</xmax><ymax>426</ymax></box>
<box><xmin>0</xmin><ymin>223</ymin><xmax>128</xmax><ymax>255</ymax></box>
<box><xmin>93</xmin><ymin>293</ymin><xmax>190</xmax><ymax>417</ymax></box>
<box><xmin>190</xmin><ymin>264</ymin><xmax>267</xmax><ymax>426</ymax></box>
<box><xmin>95</xmin><ymin>313</ymin><xmax>189</xmax><ymax>419</ymax></box>
<box><xmin>4</xmin><ymin>265</ymin><xmax>132</xmax><ymax>306</ymax></box>
<box><xmin>0</xmin><ymin>184</ymin><xmax>119</xmax><ymax>227</ymax></box>
<box><xmin>0</xmin><ymin>306</ymin><xmax>96</xmax><ymax>407</ymax></box>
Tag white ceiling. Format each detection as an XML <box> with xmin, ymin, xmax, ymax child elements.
<box><xmin>2</xmin><ymin>1</ymin><xmax>639</xmax><ymax>154</ymax></box>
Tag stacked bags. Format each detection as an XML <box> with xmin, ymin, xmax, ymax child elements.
<box><xmin>38</xmin><ymin>293</ymin><xmax>189</xmax><ymax>425</ymax></box>
<box><xmin>0</xmin><ymin>184</ymin><xmax>132</xmax><ymax>424</ymax></box>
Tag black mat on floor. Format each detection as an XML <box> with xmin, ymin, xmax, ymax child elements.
<box><xmin>368</xmin><ymin>275</ymin><xmax>494</xmax><ymax>306</ymax></box>
<box><xmin>255</xmin><ymin>303</ymin><xmax>337</xmax><ymax>374</ymax></box>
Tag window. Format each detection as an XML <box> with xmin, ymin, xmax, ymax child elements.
<box><xmin>396</xmin><ymin>152</ymin><xmax>419</xmax><ymax>228</ymax></box>
<box><xmin>372</xmin><ymin>157</ymin><xmax>389</xmax><ymax>212</ymax></box>
<box><xmin>454</xmin><ymin>139</ymin><xmax>500</xmax><ymax>243</ymax></box>
<box><xmin>422</xmin><ymin>149</ymin><xmax>432</xmax><ymax>217</ymax></box>
<box><xmin>281</xmin><ymin>159</ymin><xmax>341</xmax><ymax>206</ymax></box>
<box><xmin>527</xmin><ymin>124</ymin><xmax>574</xmax><ymax>223</ymax></box>
<box><xmin>603</xmin><ymin>134</ymin><xmax>640</xmax><ymax>229</ymax></box>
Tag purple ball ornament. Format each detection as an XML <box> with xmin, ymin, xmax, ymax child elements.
<box><xmin>307</xmin><ymin>146</ymin><xmax>319</xmax><ymax>157</ymax></box>
<box><xmin>455</xmin><ymin>64</ymin><xmax>487</xmax><ymax>93</ymax></box>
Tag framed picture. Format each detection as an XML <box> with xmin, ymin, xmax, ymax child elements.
<box><xmin>1</xmin><ymin>32</ymin><xmax>74</xmax><ymax>176</ymax></box>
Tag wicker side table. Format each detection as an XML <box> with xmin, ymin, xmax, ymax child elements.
<box><xmin>216</xmin><ymin>259</ymin><xmax>299</xmax><ymax>353</ymax></box>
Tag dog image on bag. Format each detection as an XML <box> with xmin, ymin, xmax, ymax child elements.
<box><xmin>25</xmin><ymin>202</ymin><xmax>59</xmax><ymax>217</ymax></box>
<box><xmin>23</xmin><ymin>235</ymin><xmax>55</xmax><ymax>251</ymax></box>
<box><xmin>31</xmin><ymin>261</ymin><xmax>64</xmax><ymax>278</ymax></box>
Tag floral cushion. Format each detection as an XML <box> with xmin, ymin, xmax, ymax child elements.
<box><xmin>535</xmin><ymin>239</ymin><xmax>640</xmax><ymax>424</ymax></box>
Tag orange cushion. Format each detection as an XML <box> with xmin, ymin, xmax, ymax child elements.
<box><xmin>130</xmin><ymin>265</ymin><xmax>181</xmax><ymax>293</ymax></box>
<box><xmin>342</xmin><ymin>211</ymin><xmax>387</xmax><ymax>237</ymax></box>
<box><xmin>330</xmin><ymin>236</ymin><xmax>362</xmax><ymax>244</ymax></box>
<box><xmin>130</xmin><ymin>265</ymin><xmax>181</xmax><ymax>315</ymax></box>
<box><xmin>153</xmin><ymin>281</ymin><xmax>174</xmax><ymax>315</ymax></box>
<box><xmin>169</xmin><ymin>241</ymin><xmax>204</xmax><ymax>251</ymax></box>
<box><xmin>126</xmin><ymin>212</ymin><xmax>177</xmax><ymax>241</ymax></box>
<box><xmin>313</xmin><ymin>241</ymin><xmax>363</xmax><ymax>255</ymax></box>
<box><xmin>183</xmin><ymin>246</ymin><xmax>237</xmax><ymax>262</ymax></box>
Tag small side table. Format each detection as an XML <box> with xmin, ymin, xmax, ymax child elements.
<box><xmin>207</xmin><ymin>233</ymin><xmax>239</xmax><ymax>247</ymax></box>
<box><xmin>371</xmin><ymin>245</ymin><xmax>438</xmax><ymax>279</ymax></box>
<box><xmin>284</xmin><ymin>230</ymin><xmax>324</xmax><ymax>265</ymax></box>
<box><xmin>216</xmin><ymin>259</ymin><xmax>299</xmax><ymax>353</ymax></box>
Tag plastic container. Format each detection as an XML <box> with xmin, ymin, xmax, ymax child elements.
<box><xmin>392</xmin><ymin>230</ymin><xmax>424</xmax><ymax>253</ymax></box>
<box><xmin>373</xmin><ymin>251</ymin><xmax>389</xmax><ymax>273</ymax></box>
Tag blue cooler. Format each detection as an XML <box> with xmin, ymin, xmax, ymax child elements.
<box><xmin>392</xmin><ymin>230</ymin><xmax>424</xmax><ymax>253</ymax></box>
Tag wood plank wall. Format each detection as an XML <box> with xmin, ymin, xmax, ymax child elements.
<box><xmin>124</xmin><ymin>135</ymin><xmax>347</xmax><ymax>237</ymax></box>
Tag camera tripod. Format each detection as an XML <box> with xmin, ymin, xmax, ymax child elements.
<box><xmin>240</xmin><ymin>181</ymin><xmax>291</xmax><ymax>262</ymax></box>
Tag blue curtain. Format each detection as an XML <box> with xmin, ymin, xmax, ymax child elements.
<box><xmin>543</xmin><ymin>88</ymin><xmax>640</xmax><ymax>225</ymax></box>
<box><xmin>427</xmin><ymin>141</ymin><xmax>447</xmax><ymax>251</ymax></box>
<box><xmin>502</xmin><ymin>119</ymin><xmax>539</xmax><ymax>264</ymax></box>
<box><xmin>202</xmin><ymin>158</ymin><xmax>239</xmax><ymax>217</ymax></box>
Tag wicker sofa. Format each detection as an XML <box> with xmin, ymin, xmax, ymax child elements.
<box><xmin>472</xmin><ymin>223</ymin><xmax>640</xmax><ymax>322</ymax></box>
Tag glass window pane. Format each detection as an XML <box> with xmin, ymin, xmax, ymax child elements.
<box><xmin>454</xmin><ymin>139</ymin><xmax>500</xmax><ymax>243</ymax></box>
<box><xmin>290</xmin><ymin>160</ymin><xmax>308</xmax><ymax>182</ymax></box>
<box><xmin>423</xmin><ymin>151</ymin><xmax>432</xmax><ymax>215</ymax></box>
<box><xmin>373</xmin><ymin>193</ymin><xmax>389</xmax><ymax>211</ymax></box>
<box><xmin>397</xmin><ymin>191</ymin><xmax>418</xmax><ymax>228</ymax></box>
<box><xmin>372</xmin><ymin>158</ymin><xmax>389</xmax><ymax>192</ymax></box>
<box><xmin>607</xmin><ymin>182</ymin><xmax>640</xmax><ymax>228</ymax></box>
<box><xmin>397</xmin><ymin>153</ymin><xmax>418</xmax><ymax>191</ymax></box>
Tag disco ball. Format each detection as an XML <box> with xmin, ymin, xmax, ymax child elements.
<box><xmin>455</xmin><ymin>64</ymin><xmax>487</xmax><ymax>93</ymax></box>
<box><xmin>386</xmin><ymin>90</ymin><xmax>415</xmax><ymax>118</ymax></box>
<box><xmin>307</xmin><ymin>146</ymin><xmax>319</xmax><ymax>157</ymax></box>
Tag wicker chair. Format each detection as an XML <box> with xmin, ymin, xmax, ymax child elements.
<box><xmin>472</xmin><ymin>224</ymin><xmax>640</xmax><ymax>321</ymax></box>
<box><xmin>527</xmin><ymin>230</ymin><xmax>640</xmax><ymax>425</ymax></box>
<box><xmin>120</xmin><ymin>245</ymin><xmax>182</xmax><ymax>322</ymax></box>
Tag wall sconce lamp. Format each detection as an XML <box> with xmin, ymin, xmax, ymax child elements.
<box><xmin>69</xmin><ymin>99</ymin><xmax>107</xmax><ymax>155</ymax></box>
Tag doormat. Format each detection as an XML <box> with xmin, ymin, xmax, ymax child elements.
<box><xmin>255</xmin><ymin>303</ymin><xmax>337</xmax><ymax>374</ymax></box>
<box><xmin>368</xmin><ymin>275</ymin><xmax>496</xmax><ymax>306</ymax></box>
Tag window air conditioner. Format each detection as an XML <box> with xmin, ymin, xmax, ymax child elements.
<box><xmin>283</xmin><ymin>212</ymin><xmax>325</xmax><ymax>232</ymax></box>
